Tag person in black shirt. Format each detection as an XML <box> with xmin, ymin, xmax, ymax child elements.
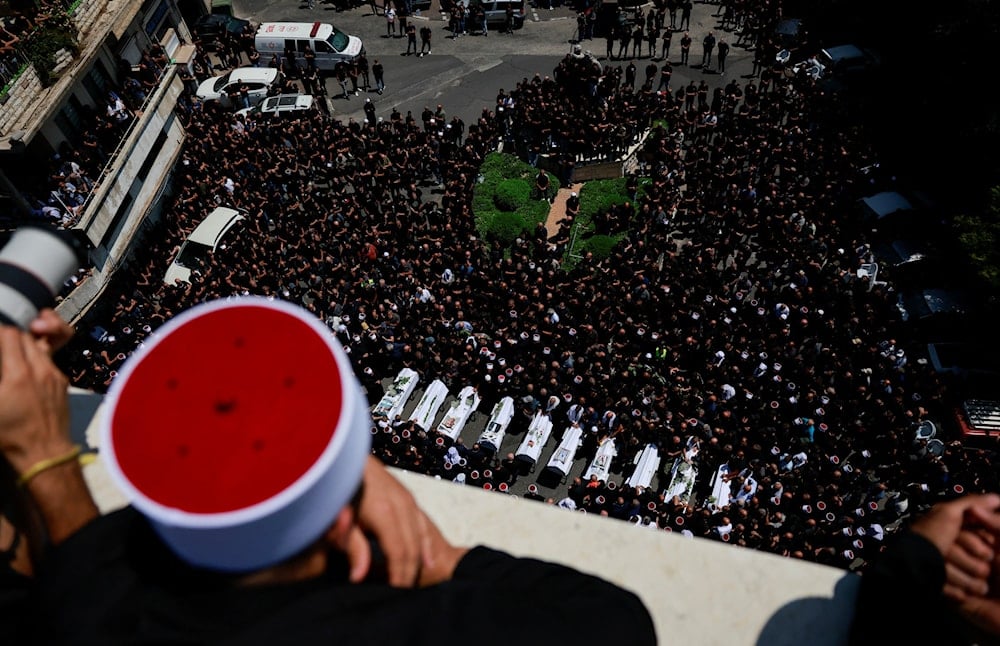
<box><xmin>405</xmin><ymin>22</ymin><xmax>417</xmax><ymax>55</ymax></box>
<box><xmin>372</xmin><ymin>58</ymin><xmax>385</xmax><ymax>94</ymax></box>
<box><xmin>419</xmin><ymin>25</ymin><xmax>432</xmax><ymax>55</ymax></box>
<box><xmin>701</xmin><ymin>31</ymin><xmax>715</xmax><ymax>68</ymax></box>
<box><xmin>0</xmin><ymin>312</ymin><xmax>656</xmax><ymax>646</ymax></box>
<box><xmin>717</xmin><ymin>37</ymin><xmax>729</xmax><ymax>74</ymax></box>
<box><xmin>679</xmin><ymin>31</ymin><xmax>691</xmax><ymax>65</ymax></box>
<box><xmin>851</xmin><ymin>494</ymin><xmax>1000</xmax><ymax>645</ymax></box>
<box><xmin>535</xmin><ymin>169</ymin><xmax>551</xmax><ymax>201</ymax></box>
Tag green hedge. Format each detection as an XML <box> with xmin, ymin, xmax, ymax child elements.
<box><xmin>491</xmin><ymin>211</ymin><xmax>527</xmax><ymax>246</ymax></box>
<box><xmin>473</xmin><ymin>152</ymin><xmax>556</xmax><ymax>246</ymax></box>
<box><xmin>578</xmin><ymin>178</ymin><xmax>631</xmax><ymax>228</ymax></box>
<box><xmin>563</xmin><ymin>177</ymin><xmax>648</xmax><ymax>266</ymax></box>
<box><xmin>583</xmin><ymin>234</ymin><xmax>625</xmax><ymax>260</ymax></box>
<box><xmin>495</xmin><ymin>178</ymin><xmax>531</xmax><ymax>211</ymax></box>
<box><xmin>472</xmin><ymin>152</ymin><xmax>643</xmax><ymax>269</ymax></box>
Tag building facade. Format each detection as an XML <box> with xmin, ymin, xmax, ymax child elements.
<box><xmin>0</xmin><ymin>0</ymin><xmax>202</xmax><ymax>322</ymax></box>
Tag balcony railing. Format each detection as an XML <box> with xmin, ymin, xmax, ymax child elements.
<box><xmin>73</xmin><ymin>60</ymin><xmax>174</xmax><ymax>225</ymax></box>
<box><xmin>0</xmin><ymin>51</ymin><xmax>29</xmax><ymax>97</ymax></box>
<box><xmin>0</xmin><ymin>0</ymin><xmax>110</xmax><ymax>95</ymax></box>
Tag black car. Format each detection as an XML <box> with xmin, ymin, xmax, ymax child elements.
<box><xmin>773</xmin><ymin>18</ymin><xmax>805</xmax><ymax>50</ymax></box>
<box><xmin>870</xmin><ymin>239</ymin><xmax>947</xmax><ymax>289</ymax></box>
<box><xmin>857</xmin><ymin>190</ymin><xmax>943</xmax><ymax>241</ymax></box>
<box><xmin>192</xmin><ymin>14</ymin><xmax>251</xmax><ymax>50</ymax></box>
<box><xmin>896</xmin><ymin>288</ymin><xmax>982</xmax><ymax>341</ymax></box>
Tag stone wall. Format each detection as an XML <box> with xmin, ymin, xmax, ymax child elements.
<box><xmin>69</xmin><ymin>0</ymin><xmax>110</xmax><ymax>39</ymax></box>
<box><xmin>0</xmin><ymin>64</ymin><xmax>43</xmax><ymax>137</ymax></box>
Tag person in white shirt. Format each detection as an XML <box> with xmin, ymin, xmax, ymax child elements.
<box><xmin>557</xmin><ymin>497</ymin><xmax>578</xmax><ymax>510</ymax></box>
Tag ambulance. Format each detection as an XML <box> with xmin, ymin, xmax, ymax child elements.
<box><xmin>255</xmin><ymin>22</ymin><xmax>364</xmax><ymax>72</ymax></box>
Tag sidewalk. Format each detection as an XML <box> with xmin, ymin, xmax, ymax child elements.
<box><xmin>544</xmin><ymin>182</ymin><xmax>583</xmax><ymax>237</ymax></box>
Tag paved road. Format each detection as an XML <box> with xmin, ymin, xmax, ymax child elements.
<box><xmin>231</xmin><ymin>0</ymin><xmax>757</xmax><ymax>504</ymax></box>
<box><xmin>234</xmin><ymin>0</ymin><xmax>757</xmax><ymax>128</ymax></box>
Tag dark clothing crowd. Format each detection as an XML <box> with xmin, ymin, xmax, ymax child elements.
<box><xmin>58</xmin><ymin>24</ymin><xmax>995</xmax><ymax>576</ymax></box>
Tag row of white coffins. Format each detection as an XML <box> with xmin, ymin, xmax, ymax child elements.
<box><xmin>372</xmin><ymin>368</ymin><xmax>482</xmax><ymax>442</ymax></box>
<box><xmin>372</xmin><ymin>370</ymin><xmax>773</xmax><ymax>506</ymax></box>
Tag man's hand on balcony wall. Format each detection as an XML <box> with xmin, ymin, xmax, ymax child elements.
<box><xmin>343</xmin><ymin>456</ymin><xmax>467</xmax><ymax>588</ymax></box>
<box><xmin>913</xmin><ymin>493</ymin><xmax>1000</xmax><ymax>634</ymax></box>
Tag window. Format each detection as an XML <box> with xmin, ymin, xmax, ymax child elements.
<box><xmin>137</xmin><ymin>130</ymin><xmax>169</xmax><ymax>181</ymax></box>
<box><xmin>144</xmin><ymin>0</ymin><xmax>170</xmax><ymax>37</ymax></box>
<box><xmin>284</xmin><ymin>38</ymin><xmax>297</xmax><ymax>52</ymax></box>
<box><xmin>61</xmin><ymin>100</ymin><xmax>84</xmax><ymax>130</ymax></box>
<box><xmin>314</xmin><ymin>40</ymin><xmax>332</xmax><ymax>53</ymax></box>
<box><xmin>100</xmin><ymin>192</ymin><xmax>133</xmax><ymax>250</ymax></box>
<box><xmin>325</xmin><ymin>29</ymin><xmax>349</xmax><ymax>52</ymax></box>
<box><xmin>83</xmin><ymin>66</ymin><xmax>110</xmax><ymax>103</ymax></box>
<box><xmin>212</xmin><ymin>71</ymin><xmax>232</xmax><ymax>93</ymax></box>
<box><xmin>54</xmin><ymin>110</ymin><xmax>76</xmax><ymax>142</ymax></box>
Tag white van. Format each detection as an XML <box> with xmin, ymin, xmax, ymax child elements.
<box><xmin>255</xmin><ymin>22</ymin><xmax>363</xmax><ymax>72</ymax></box>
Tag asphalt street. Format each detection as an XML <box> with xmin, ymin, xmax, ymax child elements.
<box><xmin>234</xmin><ymin>0</ymin><xmax>756</xmax><ymax>129</ymax></box>
<box><xmin>229</xmin><ymin>0</ymin><xmax>758</xmax><ymax>504</ymax></box>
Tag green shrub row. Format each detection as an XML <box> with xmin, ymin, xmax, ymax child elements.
<box><xmin>473</xmin><ymin>153</ymin><xmax>557</xmax><ymax>245</ymax></box>
<box><xmin>473</xmin><ymin>152</ymin><xmax>647</xmax><ymax>267</ymax></box>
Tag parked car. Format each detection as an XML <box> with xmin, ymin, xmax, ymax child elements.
<box><xmin>236</xmin><ymin>93</ymin><xmax>315</xmax><ymax>119</ymax></box>
<box><xmin>164</xmin><ymin>207</ymin><xmax>245</xmax><ymax>285</ymax></box>
<box><xmin>392</xmin><ymin>0</ymin><xmax>432</xmax><ymax>14</ymax></box>
<box><xmin>896</xmin><ymin>288</ymin><xmax>981</xmax><ymax>341</ymax></box>
<box><xmin>442</xmin><ymin>0</ymin><xmax>525</xmax><ymax>29</ymax></box>
<box><xmin>192</xmin><ymin>13</ymin><xmax>251</xmax><ymax>50</ymax></box>
<box><xmin>870</xmin><ymin>239</ymin><xmax>945</xmax><ymax>288</ymax></box>
<box><xmin>858</xmin><ymin>189</ymin><xmax>940</xmax><ymax>239</ymax></box>
<box><xmin>196</xmin><ymin>67</ymin><xmax>280</xmax><ymax>108</ymax></box>
<box><xmin>927</xmin><ymin>342</ymin><xmax>1000</xmax><ymax>378</ymax></box>
<box><xmin>773</xmin><ymin>18</ymin><xmax>805</xmax><ymax>50</ymax></box>
<box><xmin>925</xmin><ymin>343</ymin><xmax>1000</xmax><ymax>445</ymax></box>
<box><xmin>773</xmin><ymin>18</ymin><xmax>812</xmax><ymax>67</ymax></box>
<box><xmin>898</xmin><ymin>288</ymin><xmax>975</xmax><ymax>322</ymax></box>
<box><xmin>818</xmin><ymin>44</ymin><xmax>881</xmax><ymax>79</ymax></box>
<box><xmin>790</xmin><ymin>43</ymin><xmax>880</xmax><ymax>85</ymax></box>
<box><xmin>255</xmin><ymin>22</ymin><xmax>364</xmax><ymax>71</ymax></box>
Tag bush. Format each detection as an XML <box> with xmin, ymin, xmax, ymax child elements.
<box><xmin>490</xmin><ymin>211</ymin><xmax>527</xmax><ymax>246</ymax></box>
<box><xmin>517</xmin><ymin>199</ymin><xmax>551</xmax><ymax>230</ymax></box>
<box><xmin>24</xmin><ymin>20</ymin><xmax>77</xmax><ymax>86</ymax></box>
<box><xmin>479</xmin><ymin>152</ymin><xmax>529</xmax><ymax>178</ymax></box>
<box><xmin>955</xmin><ymin>186</ymin><xmax>1000</xmax><ymax>291</ymax></box>
<box><xmin>474</xmin><ymin>152</ymin><xmax>554</xmax><ymax>244</ymax></box>
<box><xmin>583</xmin><ymin>234</ymin><xmax>624</xmax><ymax>260</ymax></box>
<box><xmin>494</xmin><ymin>178</ymin><xmax>531</xmax><ymax>211</ymax></box>
<box><xmin>579</xmin><ymin>178</ymin><xmax>630</xmax><ymax>225</ymax></box>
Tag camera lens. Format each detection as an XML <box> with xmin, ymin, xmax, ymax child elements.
<box><xmin>0</xmin><ymin>226</ymin><xmax>86</xmax><ymax>329</ymax></box>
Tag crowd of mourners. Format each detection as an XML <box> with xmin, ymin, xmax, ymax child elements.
<box><xmin>27</xmin><ymin>47</ymin><xmax>166</xmax><ymax>227</ymax></box>
<box><xmin>1</xmin><ymin>2</ymin><xmax>165</xmax><ymax>227</ymax></box>
<box><xmin>52</xmin><ymin>2</ymin><xmax>998</xmax><ymax>574</ymax></box>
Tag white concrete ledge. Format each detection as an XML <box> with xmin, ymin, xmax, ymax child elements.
<box><xmin>396</xmin><ymin>469</ymin><xmax>860</xmax><ymax>646</ymax></box>
<box><xmin>81</xmin><ymin>411</ymin><xmax>859</xmax><ymax>646</ymax></box>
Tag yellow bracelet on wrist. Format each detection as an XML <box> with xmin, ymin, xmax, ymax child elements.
<box><xmin>16</xmin><ymin>445</ymin><xmax>84</xmax><ymax>488</ymax></box>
